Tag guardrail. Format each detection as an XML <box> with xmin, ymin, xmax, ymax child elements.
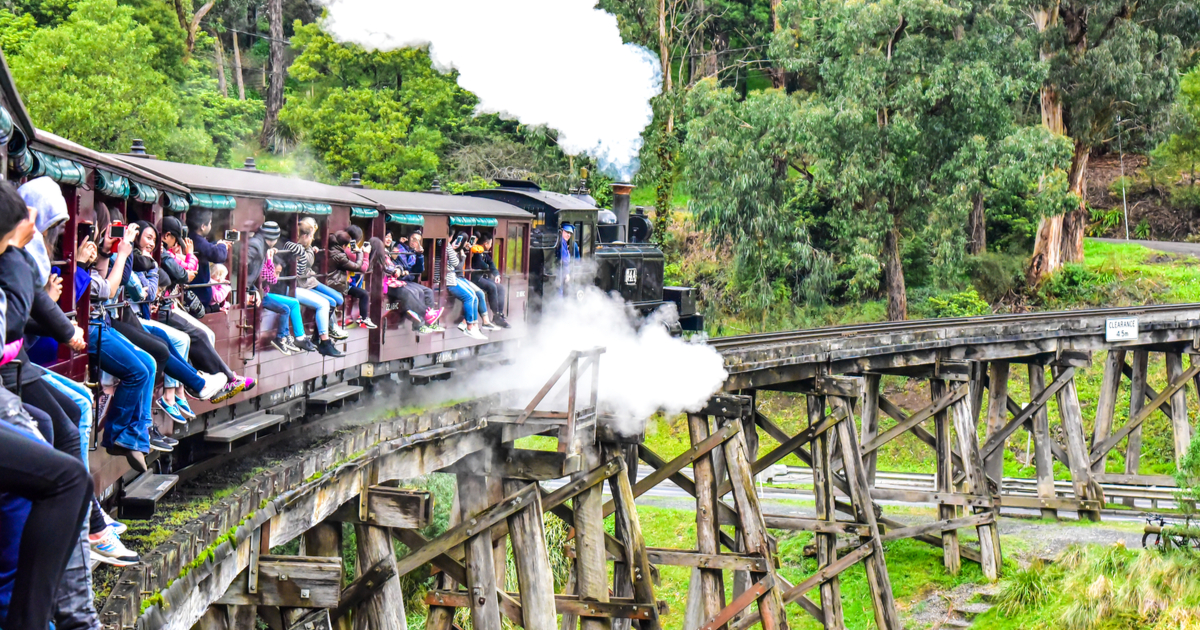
<box><xmin>756</xmin><ymin>466</ymin><xmax>1181</xmax><ymax>510</ymax></box>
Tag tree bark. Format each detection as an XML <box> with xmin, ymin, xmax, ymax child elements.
<box><xmin>883</xmin><ymin>223</ymin><xmax>907</xmax><ymax>321</ymax></box>
<box><xmin>1028</xmin><ymin>5</ymin><xmax>1066</xmax><ymax>284</ymax></box>
<box><xmin>214</xmin><ymin>31</ymin><xmax>228</xmax><ymax>98</ymax></box>
<box><xmin>232</xmin><ymin>32</ymin><xmax>246</xmax><ymax>101</ymax></box>
<box><xmin>1060</xmin><ymin>140</ymin><xmax>1090</xmax><ymax>263</ymax></box>
<box><xmin>658</xmin><ymin>0</ymin><xmax>671</xmax><ymax>95</ymax></box>
<box><xmin>769</xmin><ymin>0</ymin><xmax>786</xmax><ymax>88</ymax></box>
<box><xmin>967</xmin><ymin>192</ymin><xmax>986</xmax><ymax>255</ymax></box>
<box><xmin>260</xmin><ymin>0</ymin><xmax>285</xmax><ymax>148</ymax></box>
<box><xmin>185</xmin><ymin>1</ymin><xmax>216</xmax><ymax>58</ymax></box>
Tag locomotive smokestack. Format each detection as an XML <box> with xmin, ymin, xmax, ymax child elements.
<box><xmin>611</xmin><ymin>182</ymin><xmax>633</xmax><ymax>242</ymax></box>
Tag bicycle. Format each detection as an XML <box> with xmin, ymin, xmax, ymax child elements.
<box><xmin>1143</xmin><ymin>514</ymin><xmax>1200</xmax><ymax>550</ymax></box>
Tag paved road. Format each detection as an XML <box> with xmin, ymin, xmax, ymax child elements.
<box><xmin>1091</xmin><ymin>237</ymin><xmax>1200</xmax><ymax>256</ymax></box>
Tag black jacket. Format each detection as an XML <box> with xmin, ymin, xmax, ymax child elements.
<box><xmin>471</xmin><ymin>250</ymin><xmax>499</xmax><ymax>279</ymax></box>
<box><xmin>0</xmin><ymin>249</ymin><xmax>48</xmax><ymax>387</ymax></box>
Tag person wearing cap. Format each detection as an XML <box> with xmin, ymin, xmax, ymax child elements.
<box><xmin>184</xmin><ymin>208</ymin><xmax>234</xmax><ymax>310</ymax></box>
<box><xmin>246</xmin><ymin>221</ymin><xmax>315</xmax><ymax>356</ymax></box>
<box><xmin>558</xmin><ymin>223</ymin><xmax>578</xmax><ymax>295</ymax></box>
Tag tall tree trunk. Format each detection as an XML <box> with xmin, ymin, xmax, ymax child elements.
<box><xmin>967</xmin><ymin>192</ymin><xmax>986</xmax><ymax>255</ymax></box>
<box><xmin>883</xmin><ymin>223</ymin><xmax>907</xmax><ymax>321</ymax></box>
<box><xmin>184</xmin><ymin>1</ymin><xmax>216</xmax><ymax>58</ymax></box>
<box><xmin>232</xmin><ymin>32</ymin><xmax>246</xmax><ymax>100</ymax></box>
<box><xmin>260</xmin><ymin>0</ymin><xmax>285</xmax><ymax>148</ymax></box>
<box><xmin>658</xmin><ymin>0</ymin><xmax>671</xmax><ymax>95</ymax></box>
<box><xmin>1027</xmin><ymin>5</ymin><xmax>1066</xmax><ymax>284</ymax></box>
<box><xmin>769</xmin><ymin>0</ymin><xmax>786</xmax><ymax>88</ymax></box>
<box><xmin>1060</xmin><ymin>140</ymin><xmax>1090</xmax><ymax>262</ymax></box>
<box><xmin>214</xmin><ymin>31</ymin><xmax>227</xmax><ymax>97</ymax></box>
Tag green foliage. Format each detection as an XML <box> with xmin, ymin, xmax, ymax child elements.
<box><xmin>997</xmin><ymin>560</ymin><xmax>1051</xmax><ymax>615</ymax></box>
<box><xmin>923</xmin><ymin>288</ymin><xmax>991</xmax><ymax>318</ymax></box>
<box><xmin>116</xmin><ymin>0</ymin><xmax>188</xmax><ymax>81</ymax></box>
<box><xmin>682</xmin><ymin>81</ymin><xmax>834</xmax><ymax>318</ymax></box>
<box><xmin>1088</xmin><ymin>207</ymin><xmax>1125</xmax><ymax>237</ymax></box>
<box><xmin>7</xmin><ymin>0</ymin><xmax>255</xmax><ymax>165</ymax></box>
<box><xmin>964</xmin><ymin>252</ymin><xmax>1028</xmax><ymax>301</ymax></box>
<box><xmin>1135</xmin><ymin>219</ymin><xmax>1152</xmax><ymax>239</ymax></box>
<box><xmin>1175</xmin><ymin>431</ymin><xmax>1200</xmax><ymax>517</ymax></box>
<box><xmin>280</xmin><ymin>22</ymin><xmax>477</xmax><ymax>189</ymax></box>
<box><xmin>0</xmin><ymin>9</ymin><xmax>38</xmax><ymax>56</ymax></box>
<box><xmin>1036</xmin><ymin>264</ymin><xmax>1113</xmax><ymax>306</ymax></box>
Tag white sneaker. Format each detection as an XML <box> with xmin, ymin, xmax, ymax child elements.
<box><xmin>465</xmin><ymin>328</ymin><xmax>488</xmax><ymax>341</ymax></box>
<box><xmin>482</xmin><ymin>322</ymin><xmax>501</xmax><ymax>331</ymax></box>
<box><xmin>90</xmin><ymin>526</ymin><xmax>140</xmax><ymax>566</ymax></box>
<box><xmin>197</xmin><ymin>373</ymin><xmax>229</xmax><ymax>400</ymax></box>
<box><xmin>457</xmin><ymin>321</ymin><xmax>468</xmax><ymax>332</ymax></box>
<box><xmin>102</xmin><ymin>510</ymin><xmax>128</xmax><ymax>536</ymax></box>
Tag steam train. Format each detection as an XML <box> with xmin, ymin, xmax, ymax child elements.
<box><xmin>0</xmin><ymin>50</ymin><xmax>698</xmax><ymax>514</ymax></box>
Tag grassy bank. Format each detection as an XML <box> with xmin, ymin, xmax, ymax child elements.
<box><xmin>975</xmin><ymin>545</ymin><xmax>1200</xmax><ymax>630</ymax></box>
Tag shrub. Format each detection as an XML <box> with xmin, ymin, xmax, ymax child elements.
<box><xmin>1171</xmin><ymin>185</ymin><xmax>1200</xmax><ymax>212</ymax></box>
<box><xmin>1088</xmin><ymin>207</ymin><xmax>1125</xmax><ymax>237</ymax></box>
<box><xmin>964</xmin><ymin>252</ymin><xmax>1026</xmax><ymax>301</ymax></box>
<box><xmin>1037</xmin><ymin>264</ymin><xmax>1113</xmax><ymax>306</ymax></box>
<box><xmin>997</xmin><ymin>560</ymin><xmax>1051</xmax><ymax>615</ymax></box>
<box><xmin>1136</xmin><ymin>219</ymin><xmax>1152</xmax><ymax>239</ymax></box>
<box><xmin>923</xmin><ymin>288</ymin><xmax>991</xmax><ymax>318</ymax></box>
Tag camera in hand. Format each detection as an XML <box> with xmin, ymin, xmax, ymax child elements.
<box><xmin>224</xmin><ymin>230</ymin><xmax>240</xmax><ymax>242</ymax></box>
<box><xmin>109</xmin><ymin>224</ymin><xmax>125</xmax><ymax>240</ymax></box>
<box><xmin>77</xmin><ymin>223</ymin><xmax>95</xmax><ymax>243</ymax></box>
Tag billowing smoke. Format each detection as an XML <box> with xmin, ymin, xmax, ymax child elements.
<box><xmin>320</xmin><ymin>0</ymin><xmax>661</xmax><ymax>179</ymax></box>
<box><xmin>408</xmin><ymin>286</ymin><xmax>728</xmax><ymax>436</ymax></box>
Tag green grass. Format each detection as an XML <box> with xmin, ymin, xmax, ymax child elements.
<box><xmin>974</xmin><ymin>544</ymin><xmax>1200</xmax><ymax>630</ymax></box>
<box><xmin>1080</xmin><ymin>240</ymin><xmax>1200</xmax><ymax>304</ymax></box>
<box><xmin>631</xmin><ymin>182</ymin><xmax>690</xmax><ymax>210</ymax></box>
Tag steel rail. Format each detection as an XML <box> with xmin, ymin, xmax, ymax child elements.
<box><xmin>707</xmin><ymin>303</ymin><xmax>1200</xmax><ymax>351</ymax></box>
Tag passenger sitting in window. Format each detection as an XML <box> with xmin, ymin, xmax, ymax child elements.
<box><xmin>395</xmin><ymin>229</ymin><xmax>425</xmax><ymax>278</ymax></box>
<box><xmin>279</xmin><ymin>218</ymin><xmax>347</xmax><ymax>355</ymax></box>
<box><xmin>367</xmin><ymin>237</ymin><xmax>443</xmax><ymax>333</ymax></box>
<box><xmin>329</xmin><ymin>230</ymin><xmax>375</xmax><ymax>329</ymax></box>
<box><xmin>470</xmin><ymin>233</ymin><xmax>509</xmax><ymax>329</ymax></box>
<box><xmin>184</xmin><ymin>209</ymin><xmax>233</xmax><ymax>312</ymax></box>
<box><xmin>446</xmin><ymin>232</ymin><xmax>496</xmax><ymax>339</ymax></box>
<box><xmin>210</xmin><ymin>264</ymin><xmax>231</xmax><ymax>311</ymax></box>
<box><xmin>246</xmin><ymin>221</ymin><xmax>320</xmax><ymax>356</ymax></box>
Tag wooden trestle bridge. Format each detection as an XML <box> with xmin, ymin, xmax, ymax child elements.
<box><xmin>101</xmin><ymin>304</ymin><xmax>1200</xmax><ymax>630</ymax></box>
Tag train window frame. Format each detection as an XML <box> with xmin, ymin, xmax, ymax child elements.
<box><xmin>505</xmin><ymin>223</ymin><xmax>527</xmax><ymax>275</ymax></box>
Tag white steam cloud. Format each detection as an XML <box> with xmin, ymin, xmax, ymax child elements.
<box><xmin>321</xmin><ymin>0</ymin><xmax>662</xmax><ymax>179</ymax></box>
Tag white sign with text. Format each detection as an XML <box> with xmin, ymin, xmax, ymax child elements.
<box><xmin>1105</xmin><ymin>317</ymin><xmax>1139</xmax><ymax>342</ymax></box>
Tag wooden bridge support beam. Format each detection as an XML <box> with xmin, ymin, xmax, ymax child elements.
<box><xmin>352</xmin><ymin>523</ymin><xmax>406</xmax><ymax>630</ymax></box>
<box><xmin>1124</xmin><ymin>350</ymin><xmax>1150</xmax><ymax>500</ymax></box>
<box><xmin>685</xmin><ymin>413</ymin><xmax>726</xmax><ymax>628</ymax></box>
<box><xmin>572</xmin><ymin>444</ymin><xmax>613</xmax><ymax>630</ymax></box>
<box><xmin>504</xmin><ymin>478</ymin><xmax>558</xmax><ymax>630</ymax></box>
<box><xmin>457</xmin><ymin>473</ymin><xmax>502</xmax><ymax>630</ymax></box>
<box><xmin>809</xmin><ymin>394</ymin><xmax>844</xmax><ymax>628</ymax></box>
<box><xmin>1028</xmin><ymin>365</ymin><xmax>1058</xmax><ymax>520</ymax></box>
<box><xmin>984</xmin><ymin>362</ymin><xmax>1009</xmax><ymax>486</ymax></box>
<box><xmin>931</xmin><ymin>379</ymin><xmax>961</xmax><ymax>575</ymax></box>
<box><xmin>1166</xmin><ymin>352</ymin><xmax>1192</xmax><ymax>464</ymax></box>
<box><xmin>949</xmin><ymin>391</ymin><xmax>999</xmax><ymax>581</ymax></box>
<box><xmin>1053</xmin><ymin>366</ymin><xmax>1102</xmax><ymax>522</ymax></box>
<box><xmin>1091</xmin><ymin>350</ymin><xmax>1125</xmax><ymax>474</ymax></box>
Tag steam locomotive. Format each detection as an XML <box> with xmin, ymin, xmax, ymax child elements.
<box><xmin>0</xmin><ymin>49</ymin><xmax>699</xmax><ymax>511</ymax></box>
<box><xmin>465</xmin><ymin>179</ymin><xmax>703</xmax><ymax>332</ymax></box>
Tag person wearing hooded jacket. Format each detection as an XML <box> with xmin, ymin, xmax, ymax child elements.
<box><xmin>246</xmin><ymin>221</ymin><xmax>317</xmax><ymax>355</ymax></box>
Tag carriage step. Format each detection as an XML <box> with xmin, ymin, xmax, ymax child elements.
<box><xmin>205</xmin><ymin>410</ymin><xmax>286</xmax><ymax>443</ymax></box>
<box><xmin>410</xmin><ymin>365</ymin><xmax>454</xmax><ymax>385</ymax></box>
<box><xmin>308</xmin><ymin>383</ymin><xmax>364</xmax><ymax>407</ymax></box>
<box><xmin>476</xmin><ymin>353</ymin><xmax>510</xmax><ymax>367</ymax></box>
<box><xmin>119</xmin><ymin>473</ymin><xmax>179</xmax><ymax>520</ymax></box>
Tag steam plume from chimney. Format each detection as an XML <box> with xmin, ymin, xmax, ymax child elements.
<box><xmin>320</xmin><ymin>0</ymin><xmax>661</xmax><ymax>179</ymax></box>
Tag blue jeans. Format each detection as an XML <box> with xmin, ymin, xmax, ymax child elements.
<box><xmin>40</xmin><ymin>372</ymin><xmax>93</xmax><ymax>471</ymax></box>
<box><xmin>141</xmin><ymin>324</ymin><xmax>206</xmax><ymax>393</ymax></box>
<box><xmin>295</xmin><ymin>287</ymin><xmax>334</xmax><ymax>335</ymax></box>
<box><xmin>88</xmin><ymin>322</ymin><xmax>153</xmax><ymax>453</ymax></box>
<box><xmin>263</xmin><ymin>293</ymin><xmax>304</xmax><ymax>338</ymax></box>
<box><xmin>140</xmin><ymin>318</ymin><xmax>190</xmax><ymax>389</ymax></box>
<box><xmin>449</xmin><ymin>283</ymin><xmax>480</xmax><ymax>324</ymax></box>
<box><xmin>461</xmin><ymin>279</ymin><xmax>489</xmax><ymax>316</ymax></box>
<box><xmin>311</xmin><ymin>283</ymin><xmax>344</xmax><ymax>308</ymax></box>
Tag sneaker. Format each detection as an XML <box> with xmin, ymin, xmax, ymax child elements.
<box><xmin>90</xmin><ymin>527</ymin><xmax>140</xmax><ymax>567</ymax></box>
<box><xmin>189</xmin><ymin>373</ymin><xmax>229</xmax><ymax>401</ymax></box>
<box><xmin>156</xmin><ymin>400</ymin><xmax>188</xmax><ymax>425</ymax></box>
<box><xmin>150</xmin><ymin>425</ymin><xmax>178</xmax><ymax>447</ymax></box>
<box><xmin>101</xmin><ymin>511</ymin><xmax>127</xmax><ymax>536</ymax></box>
<box><xmin>417</xmin><ymin>325</ymin><xmax>435</xmax><ymax>334</ymax></box>
<box><xmin>174</xmin><ymin>397</ymin><xmax>197</xmax><ymax>419</ymax></box>
<box><xmin>210</xmin><ymin>378</ymin><xmax>246</xmax><ymax>404</ymax></box>
<box><xmin>317</xmin><ymin>339</ymin><xmax>344</xmax><ymax>358</ymax></box>
<box><xmin>329</xmin><ymin>325</ymin><xmax>348</xmax><ymax>340</ymax></box>
<box><xmin>293</xmin><ymin>337</ymin><xmax>318</xmax><ymax>353</ymax></box>
<box><xmin>239</xmin><ymin>375</ymin><xmax>256</xmax><ymax>392</ymax></box>
<box><xmin>429</xmin><ymin>324</ymin><xmax>446</xmax><ymax>333</ymax></box>
<box><xmin>96</xmin><ymin>392</ymin><xmax>112</xmax><ymax>424</ymax></box>
<box><xmin>148</xmin><ymin>427</ymin><xmax>174</xmax><ymax>452</ymax></box>
<box><xmin>270</xmin><ymin>337</ymin><xmax>294</xmax><ymax>355</ymax></box>
<box><xmin>482</xmin><ymin>322</ymin><xmax>501</xmax><ymax>331</ymax></box>
<box><xmin>358</xmin><ymin>318</ymin><xmax>378</xmax><ymax>329</ymax></box>
<box><xmin>495</xmin><ymin>315</ymin><xmax>511</xmax><ymax>329</ymax></box>
<box><xmin>107</xmin><ymin>446</ymin><xmax>147</xmax><ymax>473</ymax></box>
<box><xmin>465</xmin><ymin>328</ymin><xmax>488</xmax><ymax>341</ymax></box>
<box><xmin>425</xmin><ymin>307</ymin><xmax>445</xmax><ymax>325</ymax></box>
<box><xmin>457</xmin><ymin>320</ymin><xmax>468</xmax><ymax>332</ymax></box>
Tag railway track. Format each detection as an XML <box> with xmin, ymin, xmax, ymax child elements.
<box><xmin>707</xmin><ymin>302</ymin><xmax>1200</xmax><ymax>352</ymax></box>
